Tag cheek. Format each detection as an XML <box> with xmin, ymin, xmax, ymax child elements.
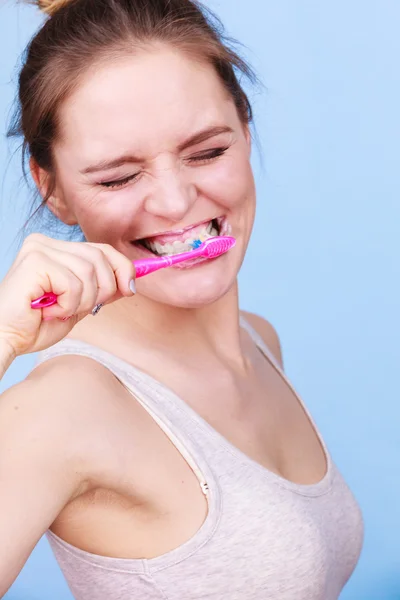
<box><xmin>72</xmin><ymin>190</ymin><xmax>140</xmax><ymax>243</ymax></box>
<box><xmin>196</xmin><ymin>152</ymin><xmax>254</xmax><ymax>210</ymax></box>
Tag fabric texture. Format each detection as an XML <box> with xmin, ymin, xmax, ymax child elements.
<box><xmin>36</xmin><ymin>316</ymin><xmax>363</xmax><ymax>599</ymax></box>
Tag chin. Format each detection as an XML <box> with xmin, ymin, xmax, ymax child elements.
<box><xmin>136</xmin><ymin>253</ymin><xmax>239</xmax><ymax>308</ymax></box>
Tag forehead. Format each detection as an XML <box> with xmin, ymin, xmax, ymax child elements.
<box><xmin>57</xmin><ymin>47</ymin><xmax>236</xmax><ymax>157</ymax></box>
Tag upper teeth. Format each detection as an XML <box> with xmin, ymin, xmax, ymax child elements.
<box><xmin>144</xmin><ymin>220</ymin><xmax>219</xmax><ymax>256</ymax></box>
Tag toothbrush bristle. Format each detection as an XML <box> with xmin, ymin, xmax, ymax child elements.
<box><xmin>190</xmin><ymin>239</ymin><xmax>203</xmax><ymax>249</ymax></box>
<box><xmin>202</xmin><ymin>236</ymin><xmax>236</xmax><ymax>257</ymax></box>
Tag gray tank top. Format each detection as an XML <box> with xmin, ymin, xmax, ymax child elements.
<box><xmin>37</xmin><ymin>317</ymin><xmax>363</xmax><ymax>600</ymax></box>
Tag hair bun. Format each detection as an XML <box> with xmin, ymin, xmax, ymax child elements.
<box><xmin>36</xmin><ymin>0</ymin><xmax>72</xmax><ymax>16</ymax></box>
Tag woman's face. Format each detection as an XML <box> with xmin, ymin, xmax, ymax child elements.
<box><xmin>50</xmin><ymin>46</ymin><xmax>256</xmax><ymax>308</ymax></box>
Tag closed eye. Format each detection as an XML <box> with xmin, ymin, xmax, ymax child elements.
<box><xmin>98</xmin><ymin>146</ymin><xmax>229</xmax><ymax>188</ymax></box>
<box><xmin>187</xmin><ymin>146</ymin><xmax>229</xmax><ymax>164</ymax></box>
<box><xmin>99</xmin><ymin>172</ymin><xmax>140</xmax><ymax>189</ymax></box>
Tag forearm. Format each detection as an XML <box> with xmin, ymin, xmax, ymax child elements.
<box><xmin>0</xmin><ymin>339</ymin><xmax>16</xmax><ymax>380</ymax></box>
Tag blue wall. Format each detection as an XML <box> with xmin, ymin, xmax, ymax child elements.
<box><xmin>1</xmin><ymin>1</ymin><xmax>399</xmax><ymax>598</ymax></box>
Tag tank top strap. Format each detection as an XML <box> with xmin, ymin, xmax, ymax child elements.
<box><xmin>36</xmin><ymin>338</ymin><xmax>215</xmax><ymax>493</ymax></box>
<box><xmin>35</xmin><ymin>337</ymin><xmax>187</xmax><ymax>422</ymax></box>
<box><xmin>36</xmin><ymin>337</ymin><xmax>142</xmax><ymax>380</ymax></box>
<box><xmin>35</xmin><ymin>338</ymin><xmax>196</xmax><ymax>444</ymax></box>
<box><xmin>239</xmin><ymin>315</ymin><xmax>282</xmax><ymax>370</ymax></box>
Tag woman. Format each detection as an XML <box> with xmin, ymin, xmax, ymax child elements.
<box><xmin>0</xmin><ymin>0</ymin><xmax>363</xmax><ymax>598</ymax></box>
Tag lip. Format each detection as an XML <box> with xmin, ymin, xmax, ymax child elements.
<box><xmin>129</xmin><ymin>215</ymin><xmax>231</xmax><ymax>264</ymax></box>
<box><xmin>132</xmin><ymin>215</ymin><xmax>225</xmax><ymax>243</ymax></box>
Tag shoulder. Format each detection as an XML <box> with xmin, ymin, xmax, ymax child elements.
<box><xmin>23</xmin><ymin>353</ymin><xmax>118</xmax><ymax>414</ymax></box>
<box><xmin>240</xmin><ymin>310</ymin><xmax>284</xmax><ymax>368</ymax></box>
<box><xmin>0</xmin><ymin>354</ymin><xmax>120</xmax><ymax>478</ymax></box>
<box><xmin>0</xmin><ymin>357</ymin><xmax>121</xmax><ymax>591</ymax></box>
<box><xmin>27</xmin><ymin>352</ymin><xmax>118</xmax><ymax>396</ymax></box>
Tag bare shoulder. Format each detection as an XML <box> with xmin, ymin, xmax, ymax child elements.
<box><xmin>0</xmin><ymin>354</ymin><xmax>120</xmax><ymax>475</ymax></box>
<box><xmin>26</xmin><ymin>352</ymin><xmax>118</xmax><ymax>401</ymax></box>
<box><xmin>240</xmin><ymin>310</ymin><xmax>284</xmax><ymax>368</ymax></box>
<box><xmin>0</xmin><ymin>355</ymin><xmax>120</xmax><ymax>594</ymax></box>
<box><xmin>11</xmin><ymin>353</ymin><xmax>116</xmax><ymax>416</ymax></box>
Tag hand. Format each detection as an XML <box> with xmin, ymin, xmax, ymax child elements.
<box><xmin>0</xmin><ymin>234</ymin><xmax>135</xmax><ymax>360</ymax></box>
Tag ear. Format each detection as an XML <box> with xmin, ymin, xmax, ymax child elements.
<box><xmin>29</xmin><ymin>157</ymin><xmax>78</xmax><ymax>226</ymax></box>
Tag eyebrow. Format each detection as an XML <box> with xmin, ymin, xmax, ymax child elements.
<box><xmin>81</xmin><ymin>125</ymin><xmax>233</xmax><ymax>175</ymax></box>
<box><xmin>178</xmin><ymin>125</ymin><xmax>233</xmax><ymax>152</ymax></box>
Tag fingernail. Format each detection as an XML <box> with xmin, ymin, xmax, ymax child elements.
<box><xmin>129</xmin><ymin>279</ymin><xmax>136</xmax><ymax>294</ymax></box>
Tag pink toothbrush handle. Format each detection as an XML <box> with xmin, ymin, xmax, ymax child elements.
<box><xmin>31</xmin><ymin>253</ymin><xmax>192</xmax><ymax>308</ymax></box>
<box><xmin>134</xmin><ymin>248</ymin><xmax>202</xmax><ymax>277</ymax></box>
<box><xmin>134</xmin><ymin>256</ymin><xmax>173</xmax><ymax>277</ymax></box>
<box><xmin>31</xmin><ymin>292</ymin><xmax>58</xmax><ymax>309</ymax></box>
<box><xmin>31</xmin><ymin>237</ymin><xmax>235</xmax><ymax>308</ymax></box>
<box><xmin>30</xmin><ymin>255</ymin><xmax>188</xmax><ymax>308</ymax></box>
<box><xmin>30</xmin><ymin>255</ymin><xmax>183</xmax><ymax>308</ymax></box>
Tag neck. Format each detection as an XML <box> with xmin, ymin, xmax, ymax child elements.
<box><xmin>91</xmin><ymin>280</ymin><xmax>249</xmax><ymax>372</ymax></box>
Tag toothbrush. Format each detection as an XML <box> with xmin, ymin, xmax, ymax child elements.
<box><xmin>31</xmin><ymin>235</ymin><xmax>236</xmax><ymax>309</ymax></box>
<box><xmin>134</xmin><ymin>235</ymin><xmax>235</xmax><ymax>277</ymax></box>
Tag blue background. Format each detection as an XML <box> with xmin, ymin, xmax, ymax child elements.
<box><xmin>1</xmin><ymin>1</ymin><xmax>399</xmax><ymax>598</ymax></box>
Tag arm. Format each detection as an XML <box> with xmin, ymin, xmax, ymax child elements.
<box><xmin>0</xmin><ymin>379</ymin><xmax>84</xmax><ymax>596</ymax></box>
<box><xmin>0</xmin><ymin>338</ymin><xmax>16</xmax><ymax>380</ymax></box>
<box><xmin>241</xmin><ymin>311</ymin><xmax>284</xmax><ymax>369</ymax></box>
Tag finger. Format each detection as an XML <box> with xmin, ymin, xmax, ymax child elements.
<box><xmin>56</xmin><ymin>244</ymin><xmax>119</xmax><ymax>305</ymax></box>
<box><xmin>18</xmin><ymin>251</ymin><xmax>84</xmax><ymax>319</ymax></box>
<box><xmin>65</xmin><ymin>242</ymin><xmax>136</xmax><ymax>298</ymax></box>
<box><xmin>21</xmin><ymin>236</ymin><xmax>135</xmax><ymax>300</ymax></box>
<box><xmin>34</xmin><ymin>248</ymin><xmax>100</xmax><ymax>316</ymax></box>
<box><xmin>88</xmin><ymin>243</ymin><xmax>136</xmax><ymax>298</ymax></box>
<box><xmin>32</xmin><ymin>312</ymin><xmax>82</xmax><ymax>350</ymax></box>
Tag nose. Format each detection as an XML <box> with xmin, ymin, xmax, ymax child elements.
<box><xmin>143</xmin><ymin>164</ymin><xmax>197</xmax><ymax>222</ymax></box>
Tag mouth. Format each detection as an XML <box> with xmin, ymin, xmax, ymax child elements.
<box><xmin>132</xmin><ymin>216</ymin><xmax>230</xmax><ymax>257</ymax></box>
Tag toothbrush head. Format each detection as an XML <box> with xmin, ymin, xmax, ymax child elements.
<box><xmin>190</xmin><ymin>239</ymin><xmax>203</xmax><ymax>249</ymax></box>
<box><xmin>200</xmin><ymin>236</ymin><xmax>236</xmax><ymax>258</ymax></box>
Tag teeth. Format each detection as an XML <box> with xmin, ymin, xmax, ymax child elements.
<box><xmin>217</xmin><ymin>217</ymin><xmax>228</xmax><ymax>236</ymax></box>
<box><xmin>142</xmin><ymin>219</ymin><xmax>224</xmax><ymax>256</ymax></box>
<box><xmin>172</xmin><ymin>241</ymin><xmax>187</xmax><ymax>254</ymax></box>
<box><xmin>154</xmin><ymin>241</ymin><xmax>165</xmax><ymax>255</ymax></box>
<box><xmin>146</xmin><ymin>241</ymin><xmax>156</xmax><ymax>252</ymax></box>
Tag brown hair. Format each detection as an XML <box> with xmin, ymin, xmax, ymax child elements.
<box><xmin>9</xmin><ymin>0</ymin><xmax>256</xmax><ymax>226</ymax></box>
